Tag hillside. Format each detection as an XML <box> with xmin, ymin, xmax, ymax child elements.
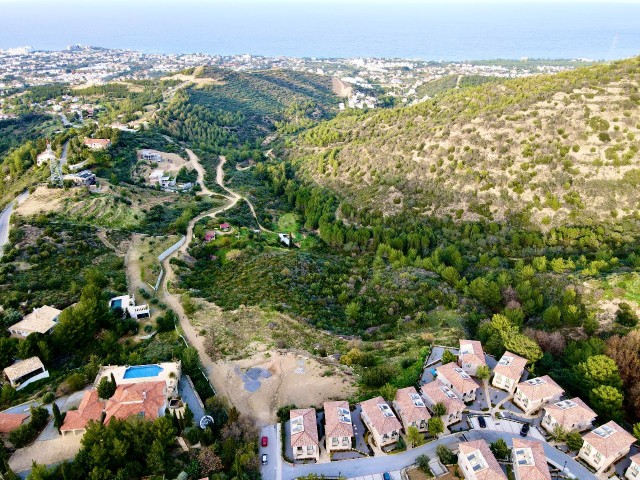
<box><xmin>158</xmin><ymin>67</ymin><xmax>339</xmax><ymax>146</ymax></box>
<box><xmin>292</xmin><ymin>57</ymin><xmax>640</xmax><ymax>227</ymax></box>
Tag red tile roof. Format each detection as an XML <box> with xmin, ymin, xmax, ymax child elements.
<box><xmin>516</xmin><ymin>375</ymin><xmax>564</xmax><ymax>401</ymax></box>
<box><xmin>104</xmin><ymin>381</ymin><xmax>166</xmax><ymax>424</ymax></box>
<box><xmin>583</xmin><ymin>420</ymin><xmax>636</xmax><ymax>460</ymax></box>
<box><xmin>494</xmin><ymin>351</ymin><xmax>527</xmax><ymax>382</ymax></box>
<box><xmin>324</xmin><ymin>401</ymin><xmax>354</xmax><ymax>439</ymax></box>
<box><xmin>394</xmin><ymin>386</ymin><xmax>431</xmax><ymax>424</ymax></box>
<box><xmin>0</xmin><ymin>412</ymin><xmax>29</xmax><ymax>433</ymax></box>
<box><xmin>512</xmin><ymin>438</ymin><xmax>552</xmax><ymax>480</ymax></box>
<box><xmin>290</xmin><ymin>408</ymin><xmax>319</xmax><ymax>448</ymax></box>
<box><xmin>437</xmin><ymin>362</ymin><xmax>480</xmax><ymax>394</ymax></box>
<box><xmin>360</xmin><ymin>396</ymin><xmax>402</xmax><ymax>436</ymax></box>
<box><xmin>543</xmin><ymin>397</ymin><xmax>596</xmax><ymax>430</ymax></box>
<box><xmin>60</xmin><ymin>390</ymin><xmax>105</xmax><ymax>432</ymax></box>
<box><xmin>459</xmin><ymin>439</ymin><xmax>507</xmax><ymax>480</ymax></box>
<box><xmin>421</xmin><ymin>381</ymin><xmax>465</xmax><ymax>415</ymax></box>
<box><xmin>459</xmin><ymin>339</ymin><xmax>487</xmax><ymax>367</ymax></box>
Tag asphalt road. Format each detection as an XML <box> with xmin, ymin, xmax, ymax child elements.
<box><xmin>269</xmin><ymin>428</ymin><xmax>596</xmax><ymax>480</ymax></box>
<box><xmin>0</xmin><ymin>190</ymin><xmax>28</xmax><ymax>256</ymax></box>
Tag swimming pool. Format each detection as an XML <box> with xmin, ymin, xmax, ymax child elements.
<box><xmin>110</xmin><ymin>298</ymin><xmax>122</xmax><ymax>309</ymax></box>
<box><xmin>123</xmin><ymin>365</ymin><xmax>164</xmax><ymax>379</ymax></box>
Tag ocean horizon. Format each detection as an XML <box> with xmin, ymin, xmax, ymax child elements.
<box><xmin>1</xmin><ymin>1</ymin><xmax>640</xmax><ymax>60</ymax></box>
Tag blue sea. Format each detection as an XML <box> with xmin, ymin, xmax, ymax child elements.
<box><xmin>1</xmin><ymin>1</ymin><xmax>639</xmax><ymax>60</ymax></box>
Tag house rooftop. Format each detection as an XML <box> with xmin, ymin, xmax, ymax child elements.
<box><xmin>4</xmin><ymin>356</ymin><xmax>46</xmax><ymax>382</ymax></box>
<box><xmin>543</xmin><ymin>397</ymin><xmax>596</xmax><ymax>429</ymax></box>
<box><xmin>512</xmin><ymin>438</ymin><xmax>552</xmax><ymax>480</ymax></box>
<box><xmin>583</xmin><ymin>421</ymin><xmax>636</xmax><ymax>459</ymax></box>
<box><xmin>8</xmin><ymin>305</ymin><xmax>61</xmax><ymax>335</ymax></box>
<box><xmin>394</xmin><ymin>386</ymin><xmax>431</xmax><ymax>423</ymax></box>
<box><xmin>290</xmin><ymin>408</ymin><xmax>319</xmax><ymax>447</ymax></box>
<box><xmin>360</xmin><ymin>396</ymin><xmax>402</xmax><ymax>436</ymax></box>
<box><xmin>104</xmin><ymin>381</ymin><xmax>166</xmax><ymax>424</ymax></box>
<box><xmin>494</xmin><ymin>351</ymin><xmax>527</xmax><ymax>382</ymax></box>
<box><xmin>61</xmin><ymin>389</ymin><xmax>105</xmax><ymax>432</ymax></box>
<box><xmin>421</xmin><ymin>381</ymin><xmax>465</xmax><ymax>414</ymax></box>
<box><xmin>459</xmin><ymin>439</ymin><xmax>507</xmax><ymax>480</ymax></box>
<box><xmin>437</xmin><ymin>362</ymin><xmax>480</xmax><ymax>393</ymax></box>
<box><xmin>516</xmin><ymin>375</ymin><xmax>564</xmax><ymax>401</ymax></box>
<box><xmin>0</xmin><ymin>412</ymin><xmax>29</xmax><ymax>433</ymax></box>
<box><xmin>323</xmin><ymin>401</ymin><xmax>353</xmax><ymax>439</ymax></box>
<box><xmin>459</xmin><ymin>339</ymin><xmax>487</xmax><ymax>367</ymax></box>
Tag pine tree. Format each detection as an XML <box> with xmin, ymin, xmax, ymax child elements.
<box><xmin>52</xmin><ymin>402</ymin><xmax>65</xmax><ymax>434</ymax></box>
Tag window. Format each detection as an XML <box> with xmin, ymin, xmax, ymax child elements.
<box><xmin>331</xmin><ymin>438</ymin><xmax>338</xmax><ymax>446</ymax></box>
<box><xmin>594</xmin><ymin>453</ymin><xmax>602</xmax><ymax>464</ymax></box>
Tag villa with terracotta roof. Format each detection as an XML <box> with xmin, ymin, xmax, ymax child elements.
<box><xmin>360</xmin><ymin>396</ymin><xmax>402</xmax><ymax>448</ymax></box>
<box><xmin>0</xmin><ymin>412</ymin><xmax>29</xmax><ymax>433</ymax></box>
<box><xmin>492</xmin><ymin>351</ymin><xmax>527</xmax><ymax>394</ymax></box>
<box><xmin>290</xmin><ymin>408</ymin><xmax>319</xmax><ymax>462</ymax></box>
<box><xmin>436</xmin><ymin>362</ymin><xmax>480</xmax><ymax>402</ymax></box>
<box><xmin>625</xmin><ymin>453</ymin><xmax>640</xmax><ymax>480</ymax></box>
<box><xmin>458</xmin><ymin>339</ymin><xmax>487</xmax><ymax>377</ymax></box>
<box><xmin>421</xmin><ymin>381</ymin><xmax>465</xmax><ymax>426</ymax></box>
<box><xmin>8</xmin><ymin>305</ymin><xmax>61</xmax><ymax>337</ymax></box>
<box><xmin>513</xmin><ymin>375</ymin><xmax>564</xmax><ymax>415</ymax></box>
<box><xmin>3</xmin><ymin>356</ymin><xmax>50</xmax><ymax>390</ymax></box>
<box><xmin>541</xmin><ymin>397</ymin><xmax>596</xmax><ymax>434</ymax></box>
<box><xmin>578</xmin><ymin>421</ymin><xmax>636</xmax><ymax>475</ymax></box>
<box><xmin>323</xmin><ymin>401</ymin><xmax>353</xmax><ymax>452</ymax></box>
<box><xmin>512</xmin><ymin>438</ymin><xmax>551</xmax><ymax>480</ymax></box>
<box><xmin>60</xmin><ymin>390</ymin><xmax>105</xmax><ymax>436</ymax></box>
<box><xmin>104</xmin><ymin>381</ymin><xmax>167</xmax><ymax>424</ymax></box>
<box><xmin>392</xmin><ymin>386</ymin><xmax>431</xmax><ymax>433</ymax></box>
<box><xmin>83</xmin><ymin>138</ymin><xmax>111</xmax><ymax>150</ymax></box>
<box><xmin>61</xmin><ymin>381</ymin><xmax>167</xmax><ymax>436</ymax></box>
<box><xmin>458</xmin><ymin>439</ymin><xmax>507</xmax><ymax>480</ymax></box>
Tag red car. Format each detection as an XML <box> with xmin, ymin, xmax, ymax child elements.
<box><xmin>261</xmin><ymin>436</ymin><xmax>268</xmax><ymax>447</ymax></box>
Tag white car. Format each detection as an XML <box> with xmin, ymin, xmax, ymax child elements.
<box><xmin>261</xmin><ymin>454</ymin><xmax>268</xmax><ymax>465</ymax></box>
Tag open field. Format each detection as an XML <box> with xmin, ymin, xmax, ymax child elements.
<box><xmin>582</xmin><ymin>271</ymin><xmax>640</xmax><ymax>324</ymax></box>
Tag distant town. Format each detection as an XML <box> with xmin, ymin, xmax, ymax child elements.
<box><xmin>0</xmin><ymin>45</ymin><xmax>597</xmax><ymax>118</ymax></box>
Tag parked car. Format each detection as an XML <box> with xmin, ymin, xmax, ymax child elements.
<box><xmin>261</xmin><ymin>454</ymin><xmax>268</xmax><ymax>465</ymax></box>
<box><xmin>261</xmin><ymin>436</ymin><xmax>268</xmax><ymax>447</ymax></box>
<box><xmin>520</xmin><ymin>423</ymin><xmax>530</xmax><ymax>437</ymax></box>
<box><xmin>478</xmin><ymin>416</ymin><xmax>487</xmax><ymax>428</ymax></box>
<box><xmin>383</xmin><ymin>473</ymin><xmax>391</xmax><ymax>480</ymax></box>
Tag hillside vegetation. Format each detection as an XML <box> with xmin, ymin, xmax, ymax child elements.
<box><xmin>293</xmin><ymin>57</ymin><xmax>640</xmax><ymax>227</ymax></box>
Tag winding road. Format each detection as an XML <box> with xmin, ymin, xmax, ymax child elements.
<box><xmin>158</xmin><ymin>150</ymin><xmax>268</xmax><ymax>391</ymax></box>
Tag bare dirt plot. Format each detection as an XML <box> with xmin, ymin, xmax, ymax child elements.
<box><xmin>133</xmin><ymin>150</ymin><xmax>190</xmax><ymax>183</ymax></box>
<box><xmin>9</xmin><ymin>434</ymin><xmax>83</xmax><ymax>474</ymax></box>
<box><xmin>13</xmin><ymin>186</ymin><xmax>67</xmax><ymax>216</ymax></box>
<box><xmin>211</xmin><ymin>349</ymin><xmax>356</xmax><ymax>425</ymax></box>
<box><xmin>185</xmin><ymin>300</ymin><xmax>355</xmax><ymax>424</ymax></box>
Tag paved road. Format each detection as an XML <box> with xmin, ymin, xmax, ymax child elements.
<box><xmin>0</xmin><ymin>190</ymin><xmax>29</xmax><ymax>256</ymax></box>
<box><xmin>275</xmin><ymin>429</ymin><xmax>595</xmax><ymax>480</ymax></box>
<box><xmin>260</xmin><ymin>424</ymin><xmax>281</xmax><ymax>480</ymax></box>
<box><xmin>59</xmin><ymin>140</ymin><xmax>69</xmax><ymax>167</ymax></box>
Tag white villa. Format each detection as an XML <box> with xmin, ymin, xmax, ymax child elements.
<box><xmin>324</xmin><ymin>401</ymin><xmax>353</xmax><ymax>453</ymax></box>
<box><xmin>290</xmin><ymin>408</ymin><xmax>320</xmax><ymax>462</ymax></box>
<box><xmin>109</xmin><ymin>294</ymin><xmax>150</xmax><ymax>319</ymax></box>
<box><xmin>492</xmin><ymin>351</ymin><xmax>527</xmax><ymax>394</ymax></box>
<box><xmin>578</xmin><ymin>421</ymin><xmax>636</xmax><ymax>475</ymax></box>
<box><xmin>436</xmin><ymin>362</ymin><xmax>480</xmax><ymax>402</ymax></box>
<box><xmin>8</xmin><ymin>305</ymin><xmax>61</xmax><ymax>337</ymax></box>
<box><xmin>421</xmin><ymin>381</ymin><xmax>465</xmax><ymax>426</ymax></box>
<box><xmin>139</xmin><ymin>149</ymin><xmax>163</xmax><ymax>162</ymax></box>
<box><xmin>458</xmin><ymin>439</ymin><xmax>507</xmax><ymax>480</ymax></box>
<box><xmin>37</xmin><ymin>143</ymin><xmax>57</xmax><ymax>166</ymax></box>
<box><xmin>625</xmin><ymin>453</ymin><xmax>640</xmax><ymax>480</ymax></box>
<box><xmin>513</xmin><ymin>375</ymin><xmax>564</xmax><ymax>415</ymax></box>
<box><xmin>458</xmin><ymin>339</ymin><xmax>487</xmax><ymax>377</ymax></box>
<box><xmin>4</xmin><ymin>357</ymin><xmax>50</xmax><ymax>390</ymax></box>
<box><xmin>149</xmin><ymin>169</ymin><xmax>176</xmax><ymax>189</ymax></box>
<box><xmin>83</xmin><ymin>138</ymin><xmax>111</xmax><ymax>150</ymax></box>
<box><xmin>541</xmin><ymin>397</ymin><xmax>596</xmax><ymax>434</ymax></box>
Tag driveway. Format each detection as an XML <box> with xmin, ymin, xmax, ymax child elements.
<box><xmin>0</xmin><ymin>190</ymin><xmax>28</xmax><ymax>256</ymax></box>
<box><xmin>179</xmin><ymin>375</ymin><xmax>205</xmax><ymax>422</ymax></box>
<box><xmin>260</xmin><ymin>424</ymin><xmax>281</xmax><ymax>480</ymax></box>
<box><xmin>468</xmin><ymin>415</ymin><xmax>544</xmax><ymax>440</ymax></box>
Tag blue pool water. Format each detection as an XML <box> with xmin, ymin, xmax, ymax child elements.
<box><xmin>123</xmin><ymin>365</ymin><xmax>163</xmax><ymax>379</ymax></box>
<box><xmin>110</xmin><ymin>299</ymin><xmax>122</xmax><ymax>309</ymax></box>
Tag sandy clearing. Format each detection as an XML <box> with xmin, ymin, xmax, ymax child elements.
<box><xmin>14</xmin><ymin>186</ymin><xmax>66</xmax><ymax>216</ymax></box>
<box><xmin>211</xmin><ymin>350</ymin><xmax>355</xmax><ymax>425</ymax></box>
<box><xmin>134</xmin><ymin>149</ymin><xmax>191</xmax><ymax>183</ymax></box>
<box><xmin>9</xmin><ymin>434</ymin><xmax>82</xmax><ymax>474</ymax></box>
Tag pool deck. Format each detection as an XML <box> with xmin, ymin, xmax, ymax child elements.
<box><xmin>95</xmin><ymin>361</ymin><xmax>182</xmax><ymax>397</ymax></box>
